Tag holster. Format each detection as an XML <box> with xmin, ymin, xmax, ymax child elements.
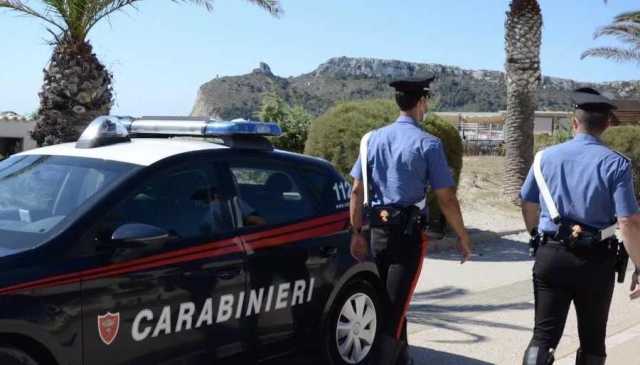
<box><xmin>529</xmin><ymin>227</ymin><xmax>541</xmax><ymax>257</ymax></box>
<box><xmin>615</xmin><ymin>240</ymin><xmax>629</xmax><ymax>284</ymax></box>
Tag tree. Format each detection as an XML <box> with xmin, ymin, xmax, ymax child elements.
<box><xmin>503</xmin><ymin>0</ymin><xmax>542</xmax><ymax>203</ymax></box>
<box><xmin>0</xmin><ymin>0</ymin><xmax>281</xmax><ymax>146</ymax></box>
<box><xmin>258</xmin><ymin>91</ymin><xmax>311</xmax><ymax>153</ymax></box>
<box><xmin>279</xmin><ymin>105</ymin><xmax>312</xmax><ymax>153</ymax></box>
<box><xmin>258</xmin><ymin>91</ymin><xmax>288</xmax><ymax>123</ymax></box>
<box><xmin>582</xmin><ymin>10</ymin><xmax>640</xmax><ymax>64</ymax></box>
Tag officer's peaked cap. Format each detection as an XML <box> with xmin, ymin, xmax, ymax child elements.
<box><xmin>572</xmin><ymin>87</ymin><xmax>617</xmax><ymax>112</ymax></box>
<box><xmin>389</xmin><ymin>77</ymin><xmax>435</xmax><ymax>94</ymax></box>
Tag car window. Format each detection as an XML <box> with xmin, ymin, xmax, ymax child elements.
<box><xmin>108</xmin><ymin>164</ymin><xmax>234</xmax><ymax>240</ymax></box>
<box><xmin>297</xmin><ymin>168</ymin><xmax>351</xmax><ymax>214</ymax></box>
<box><xmin>0</xmin><ymin>155</ymin><xmax>134</xmax><ymax>250</ymax></box>
<box><xmin>230</xmin><ymin>164</ymin><xmax>314</xmax><ymax>227</ymax></box>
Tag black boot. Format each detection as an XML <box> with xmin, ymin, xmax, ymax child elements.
<box><xmin>368</xmin><ymin>334</ymin><xmax>403</xmax><ymax>365</ymax></box>
<box><xmin>395</xmin><ymin>342</ymin><xmax>412</xmax><ymax>365</ymax></box>
<box><xmin>575</xmin><ymin>349</ymin><xmax>606</xmax><ymax>365</ymax></box>
<box><xmin>523</xmin><ymin>345</ymin><xmax>555</xmax><ymax>365</ymax></box>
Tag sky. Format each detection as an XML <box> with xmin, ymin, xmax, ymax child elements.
<box><xmin>1</xmin><ymin>0</ymin><xmax>639</xmax><ymax>116</ymax></box>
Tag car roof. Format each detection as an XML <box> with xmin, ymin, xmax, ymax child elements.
<box><xmin>17</xmin><ymin>138</ymin><xmax>229</xmax><ymax>166</ymax></box>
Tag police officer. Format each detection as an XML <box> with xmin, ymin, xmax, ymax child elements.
<box><xmin>349</xmin><ymin>77</ymin><xmax>472</xmax><ymax>365</ymax></box>
<box><xmin>520</xmin><ymin>88</ymin><xmax>640</xmax><ymax>365</ymax></box>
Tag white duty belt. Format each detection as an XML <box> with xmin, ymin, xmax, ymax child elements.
<box><xmin>359</xmin><ymin>132</ymin><xmax>426</xmax><ymax>210</ymax></box>
<box><xmin>533</xmin><ymin>150</ymin><xmax>617</xmax><ymax>240</ymax></box>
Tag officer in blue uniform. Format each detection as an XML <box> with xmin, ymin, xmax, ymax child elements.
<box><xmin>520</xmin><ymin>88</ymin><xmax>640</xmax><ymax>365</ymax></box>
<box><xmin>349</xmin><ymin>77</ymin><xmax>472</xmax><ymax>365</ymax></box>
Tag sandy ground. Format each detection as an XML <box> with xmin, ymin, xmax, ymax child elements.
<box><xmin>456</xmin><ymin>156</ymin><xmax>525</xmax><ymax>234</ymax></box>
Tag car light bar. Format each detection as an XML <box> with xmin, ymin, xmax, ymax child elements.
<box><xmin>76</xmin><ymin>116</ymin><xmax>282</xmax><ymax>149</ymax></box>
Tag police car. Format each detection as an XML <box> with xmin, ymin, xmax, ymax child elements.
<box><xmin>0</xmin><ymin>117</ymin><xmax>384</xmax><ymax>365</ymax></box>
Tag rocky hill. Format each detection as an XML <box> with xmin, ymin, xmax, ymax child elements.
<box><xmin>191</xmin><ymin>57</ymin><xmax>640</xmax><ymax>119</ymax></box>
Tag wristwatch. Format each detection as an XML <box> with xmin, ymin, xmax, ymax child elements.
<box><xmin>351</xmin><ymin>226</ymin><xmax>362</xmax><ymax>234</ymax></box>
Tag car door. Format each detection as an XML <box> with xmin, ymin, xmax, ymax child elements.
<box><xmin>224</xmin><ymin>152</ymin><xmax>351</xmax><ymax>360</ymax></box>
<box><xmin>80</xmin><ymin>156</ymin><xmax>250</xmax><ymax>365</ymax></box>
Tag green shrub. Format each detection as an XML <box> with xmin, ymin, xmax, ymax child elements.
<box><xmin>534</xmin><ymin>130</ymin><xmax>572</xmax><ymax>152</ymax></box>
<box><xmin>304</xmin><ymin>99</ymin><xmax>399</xmax><ymax>176</ymax></box>
<box><xmin>258</xmin><ymin>92</ymin><xmax>312</xmax><ymax>153</ymax></box>
<box><xmin>305</xmin><ymin>99</ymin><xmax>464</xmax><ymax>225</ymax></box>
<box><xmin>422</xmin><ymin>114</ymin><xmax>463</xmax><ymax>222</ymax></box>
<box><xmin>423</xmin><ymin>114</ymin><xmax>463</xmax><ymax>184</ymax></box>
<box><xmin>602</xmin><ymin>126</ymin><xmax>640</xmax><ymax>197</ymax></box>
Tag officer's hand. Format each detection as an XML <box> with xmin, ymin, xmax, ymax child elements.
<box><xmin>459</xmin><ymin>235</ymin><xmax>473</xmax><ymax>264</ymax></box>
<box><xmin>350</xmin><ymin>232</ymin><xmax>368</xmax><ymax>262</ymax></box>
<box><xmin>631</xmin><ymin>269</ymin><xmax>640</xmax><ymax>300</ymax></box>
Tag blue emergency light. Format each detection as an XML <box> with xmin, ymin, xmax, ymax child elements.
<box><xmin>76</xmin><ymin>116</ymin><xmax>282</xmax><ymax>149</ymax></box>
<box><xmin>205</xmin><ymin>119</ymin><xmax>282</xmax><ymax>136</ymax></box>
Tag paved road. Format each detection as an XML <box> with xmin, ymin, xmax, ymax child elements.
<box><xmin>408</xmin><ymin>233</ymin><xmax>640</xmax><ymax>364</ymax></box>
<box><xmin>281</xmin><ymin>232</ymin><xmax>640</xmax><ymax>364</ymax></box>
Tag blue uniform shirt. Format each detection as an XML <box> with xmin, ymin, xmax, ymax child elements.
<box><xmin>350</xmin><ymin>115</ymin><xmax>455</xmax><ymax>208</ymax></box>
<box><xmin>521</xmin><ymin>133</ymin><xmax>639</xmax><ymax>234</ymax></box>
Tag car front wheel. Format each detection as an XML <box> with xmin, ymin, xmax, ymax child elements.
<box><xmin>0</xmin><ymin>347</ymin><xmax>39</xmax><ymax>365</ymax></box>
<box><xmin>324</xmin><ymin>280</ymin><xmax>381</xmax><ymax>365</ymax></box>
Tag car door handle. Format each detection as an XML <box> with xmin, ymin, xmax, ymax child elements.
<box><xmin>320</xmin><ymin>246</ymin><xmax>338</xmax><ymax>257</ymax></box>
<box><xmin>216</xmin><ymin>268</ymin><xmax>242</xmax><ymax>281</ymax></box>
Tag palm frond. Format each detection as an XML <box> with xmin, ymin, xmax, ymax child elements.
<box><xmin>581</xmin><ymin>46</ymin><xmax>640</xmax><ymax>63</ymax></box>
<box><xmin>170</xmin><ymin>0</ymin><xmax>282</xmax><ymax>16</ymax></box>
<box><xmin>84</xmin><ymin>0</ymin><xmax>142</xmax><ymax>40</ymax></box>
<box><xmin>594</xmin><ymin>23</ymin><xmax>640</xmax><ymax>46</ymax></box>
<box><xmin>612</xmin><ymin>10</ymin><xmax>640</xmax><ymax>24</ymax></box>
<box><xmin>2</xmin><ymin>0</ymin><xmax>283</xmax><ymax>42</ymax></box>
<box><xmin>172</xmin><ymin>0</ymin><xmax>214</xmax><ymax>11</ymax></box>
<box><xmin>244</xmin><ymin>0</ymin><xmax>282</xmax><ymax>16</ymax></box>
<box><xmin>0</xmin><ymin>0</ymin><xmax>65</xmax><ymax>31</ymax></box>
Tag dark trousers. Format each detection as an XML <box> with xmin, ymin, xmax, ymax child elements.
<box><xmin>527</xmin><ymin>242</ymin><xmax>617</xmax><ymax>357</ymax></box>
<box><xmin>370</xmin><ymin>224</ymin><xmax>426</xmax><ymax>363</ymax></box>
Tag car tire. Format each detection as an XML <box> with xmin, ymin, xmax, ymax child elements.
<box><xmin>0</xmin><ymin>347</ymin><xmax>39</xmax><ymax>365</ymax></box>
<box><xmin>323</xmin><ymin>280</ymin><xmax>381</xmax><ymax>365</ymax></box>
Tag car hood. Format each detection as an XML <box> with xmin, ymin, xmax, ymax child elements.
<box><xmin>0</xmin><ymin>246</ymin><xmax>25</xmax><ymax>258</ymax></box>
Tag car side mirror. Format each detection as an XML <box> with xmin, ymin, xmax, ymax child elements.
<box><xmin>111</xmin><ymin>223</ymin><xmax>172</xmax><ymax>247</ymax></box>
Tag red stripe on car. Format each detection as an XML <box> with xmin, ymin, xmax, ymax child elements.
<box><xmin>0</xmin><ymin>212</ymin><xmax>349</xmax><ymax>295</ymax></box>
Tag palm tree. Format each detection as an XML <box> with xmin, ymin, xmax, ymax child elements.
<box><xmin>503</xmin><ymin>0</ymin><xmax>542</xmax><ymax>203</ymax></box>
<box><xmin>582</xmin><ymin>10</ymin><xmax>640</xmax><ymax>64</ymax></box>
<box><xmin>0</xmin><ymin>0</ymin><xmax>281</xmax><ymax>146</ymax></box>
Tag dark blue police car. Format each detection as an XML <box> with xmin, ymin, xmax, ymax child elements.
<box><xmin>0</xmin><ymin>116</ymin><xmax>383</xmax><ymax>365</ymax></box>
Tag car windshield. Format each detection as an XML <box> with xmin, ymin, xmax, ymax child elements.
<box><xmin>0</xmin><ymin>154</ymin><xmax>137</xmax><ymax>250</ymax></box>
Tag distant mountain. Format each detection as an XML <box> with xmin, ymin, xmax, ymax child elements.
<box><xmin>191</xmin><ymin>57</ymin><xmax>640</xmax><ymax>119</ymax></box>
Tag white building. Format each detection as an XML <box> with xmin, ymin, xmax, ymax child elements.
<box><xmin>0</xmin><ymin>112</ymin><xmax>38</xmax><ymax>156</ymax></box>
<box><xmin>435</xmin><ymin>111</ymin><xmax>572</xmax><ymax>155</ymax></box>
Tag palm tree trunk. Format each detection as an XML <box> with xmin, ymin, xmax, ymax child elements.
<box><xmin>31</xmin><ymin>37</ymin><xmax>113</xmax><ymax>146</ymax></box>
<box><xmin>503</xmin><ymin>0</ymin><xmax>542</xmax><ymax>203</ymax></box>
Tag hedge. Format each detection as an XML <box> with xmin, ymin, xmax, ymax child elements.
<box><xmin>531</xmin><ymin>126</ymin><xmax>640</xmax><ymax>198</ymax></box>
<box><xmin>602</xmin><ymin>126</ymin><xmax>640</xmax><ymax>197</ymax></box>
<box><xmin>304</xmin><ymin>99</ymin><xmax>399</xmax><ymax>176</ymax></box>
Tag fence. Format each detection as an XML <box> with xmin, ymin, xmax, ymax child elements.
<box><xmin>459</xmin><ymin>122</ymin><xmax>504</xmax><ymax>156</ymax></box>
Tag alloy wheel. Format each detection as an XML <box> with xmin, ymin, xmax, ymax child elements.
<box><xmin>335</xmin><ymin>292</ymin><xmax>377</xmax><ymax>364</ymax></box>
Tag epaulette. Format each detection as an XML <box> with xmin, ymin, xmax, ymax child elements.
<box><xmin>612</xmin><ymin>150</ymin><xmax>631</xmax><ymax>162</ymax></box>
